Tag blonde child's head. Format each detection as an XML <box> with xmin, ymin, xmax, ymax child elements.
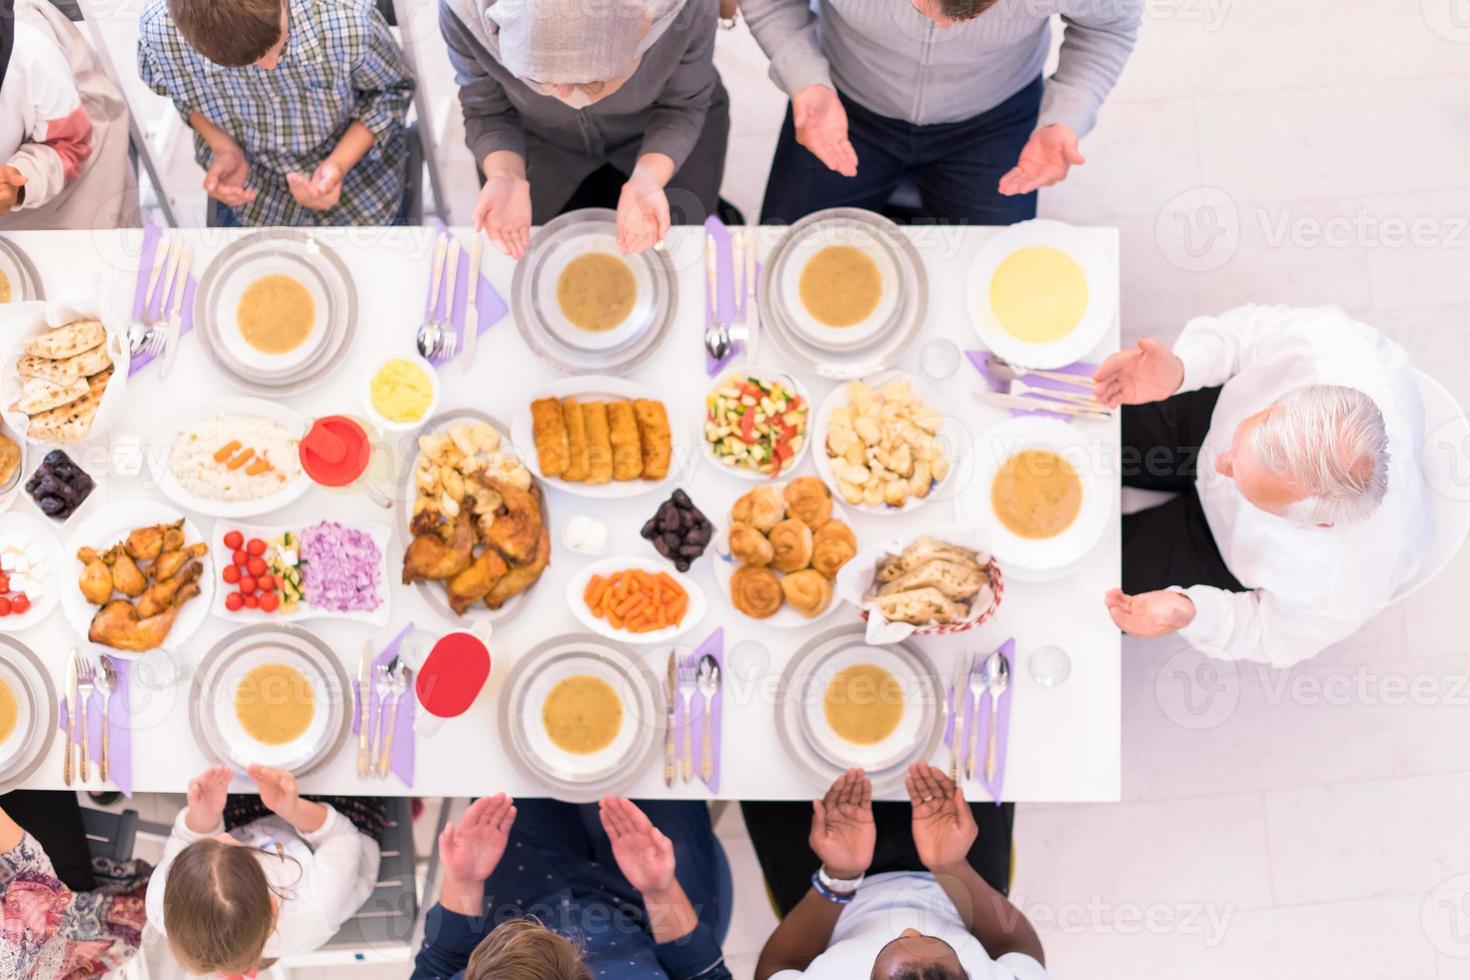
<box><xmin>162</xmin><ymin>837</ymin><xmax>281</xmax><ymax>976</ymax></box>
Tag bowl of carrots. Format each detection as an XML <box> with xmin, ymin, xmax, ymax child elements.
<box><xmin>569</xmin><ymin>557</ymin><xmax>706</xmax><ymax>644</ymax></box>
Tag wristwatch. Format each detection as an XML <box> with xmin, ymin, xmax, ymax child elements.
<box><xmin>817</xmin><ymin>866</ymin><xmax>865</xmax><ymax>895</ymax></box>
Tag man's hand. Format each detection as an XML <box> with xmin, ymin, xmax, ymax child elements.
<box><xmin>1092</xmin><ymin>338</ymin><xmax>1185</xmax><ymax>408</ymax></box>
<box><xmin>1105</xmin><ymin>588</ymin><xmax>1196</xmax><ymax>637</ymax></box>
<box><xmin>616</xmin><ymin>174</ymin><xmax>670</xmax><ymax>255</ymax></box>
<box><xmin>999</xmin><ymin>124</ymin><xmax>1084</xmax><ymax>196</ymax></box>
<box><xmin>440</xmin><ymin>794</ymin><xmax>517</xmax><ymax>884</ymax></box>
<box><xmin>792</xmin><ymin>84</ymin><xmax>857</xmax><ymax>177</ymax></box>
<box><xmin>203</xmin><ymin>143</ymin><xmax>256</xmax><ymax>209</ymax></box>
<box><xmin>600</xmin><ymin>796</ymin><xmax>677</xmax><ymax>895</ymax></box>
<box><xmin>809</xmin><ymin>768</ymin><xmax>875</xmax><ymax>881</ymax></box>
<box><xmin>185</xmin><ymin>764</ymin><xmax>232</xmax><ymax>833</ymax></box>
<box><xmin>475</xmin><ymin>173</ymin><xmax>532</xmax><ymax>260</ymax></box>
<box><xmin>0</xmin><ymin>165</ymin><xmax>27</xmax><ymax>215</ymax></box>
<box><xmin>907</xmin><ymin>763</ymin><xmax>976</xmax><ymax>874</ymax></box>
<box><xmin>286</xmin><ymin>160</ymin><xmax>344</xmax><ymax>212</ymax></box>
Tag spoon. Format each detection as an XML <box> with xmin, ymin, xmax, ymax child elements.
<box><xmin>981</xmin><ymin>651</ymin><xmax>1010</xmax><ymax>783</ymax></box>
<box><xmin>696</xmin><ymin>654</ymin><xmax>720</xmax><ymax>783</ymax></box>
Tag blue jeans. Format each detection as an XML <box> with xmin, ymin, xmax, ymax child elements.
<box><xmin>760</xmin><ymin>76</ymin><xmax>1043</xmax><ymax>226</ymax></box>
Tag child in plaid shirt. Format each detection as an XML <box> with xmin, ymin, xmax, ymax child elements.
<box><xmin>138</xmin><ymin>0</ymin><xmax>415</xmax><ymax>226</ymax></box>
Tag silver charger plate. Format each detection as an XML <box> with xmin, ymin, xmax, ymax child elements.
<box><xmin>0</xmin><ymin>635</ymin><xmax>56</xmax><ymax>793</ymax></box>
<box><xmin>193</xmin><ymin>230</ymin><xmax>358</xmax><ymax>395</ymax></box>
<box><xmin>190</xmin><ymin>624</ymin><xmax>351</xmax><ymax>778</ymax></box>
<box><xmin>758</xmin><ymin>209</ymin><xmax>928</xmax><ymax>380</ymax></box>
<box><xmin>498</xmin><ymin>634</ymin><xmax>662</xmax><ymax>803</ymax></box>
<box><xmin>775</xmin><ymin>625</ymin><xmax>944</xmax><ymax>795</ymax></box>
<box><xmin>512</xmin><ymin>209</ymin><xmax>678</xmax><ymax>376</ymax></box>
<box><xmin>392</xmin><ymin>409</ymin><xmax>544</xmax><ymax>626</ymax></box>
<box><xmin>0</xmin><ymin>236</ymin><xmax>44</xmax><ymax>303</ymax></box>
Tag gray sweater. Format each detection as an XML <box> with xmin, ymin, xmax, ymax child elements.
<box><xmin>740</xmin><ymin>0</ymin><xmax>1142</xmax><ymax>135</ymax></box>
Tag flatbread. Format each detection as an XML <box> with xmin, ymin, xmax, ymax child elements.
<box><xmin>16</xmin><ymin>345</ymin><xmax>111</xmax><ymax>386</ymax></box>
<box><xmin>25</xmin><ymin>320</ymin><xmax>105</xmax><ymax>360</ymax></box>
<box><xmin>85</xmin><ymin>367</ymin><xmax>112</xmax><ymax>399</ymax></box>
<box><xmin>16</xmin><ymin>375</ymin><xmax>87</xmax><ymax>415</ymax></box>
<box><xmin>25</xmin><ymin>389</ymin><xmax>99</xmax><ymax>443</ymax></box>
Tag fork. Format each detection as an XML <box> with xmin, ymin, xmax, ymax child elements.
<box><xmin>159</xmin><ymin>244</ymin><xmax>192</xmax><ymax>379</ymax></box>
<box><xmin>676</xmin><ymin>657</ymin><xmax>698</xmax><ymax>783</ymax></box>
<box><xmin>95</xmin><ymin>656</ymin><xmax>115</xmax><ymax>784</ymax></box>
<box><xmin>74</xmin><ymin>654</ymin><xmax>96</xmax><ymax>784</ymax></box>
<box><xmin>128</xmin><ymin>237</ymin><xmax>179</xmax><ymax>359</ymax></box>
<box><xmin>964</xmin><ymin>655</ymin><xmax>985</xmax><ymax>782</ymax></box>
<box><xmin>370</xmin><ymin>661</ymin><xmax>392</xmax><ymax>775</ymax></box>
<box><xmin>1006</xmin><ymin>378</ymin><xmax>1107</xmax><ymax>411</ymax></box>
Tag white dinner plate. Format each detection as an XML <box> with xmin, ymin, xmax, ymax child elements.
<box><xmin>0</xmin><ymin>657</ymin><xmax>34</xmax><ymax>767</ymax></box>
<box><xmin>153</xmin><ymin>397</ymin><xmax>310</xmax><ymax>520</ymax></box>
<box><xmin>519</xmin><ymin>650</ymin><xmax>643</xmax><ymax>780</ymax></box>
<box><xmin>213</xmin><ymin>258</ymin><xmax>332</xmax><ymax>375</ymax></box>
<box><xmin>209</xmin><ymin>641</ymin><xmax>337</xmax><ymax>771</ymax></box>
<box><xmin>567</xmin><ymin>557</ymin><xmax>706</xmax><ymax>645</ymax></box>
<box><xmin>797</xmin><ymin>641</ymin><xmax>929</xmax><ymax>772</ymax></box>
<box><xmin>967</xmin><ymin>219</ymin><xmax>1117</xmax><ymax>370</ymax></box>
<box><xmin>61</xmin><ymin>502</ymin><xmax>215</xmax><ymax>655</ymax></box>
<box><xmin>777</xmin><ymin>227</ymin><xmax>902</xmax><ymax>351</ymax></box>
<box><xmin>0</xmin><ymin>511</ymin><xmax>61</xmax><ymax>631</ymax></box>
<box><xmin>971</xmin><ymin>415</ymin><xmax>1115</xmax><ymax>580</ymax></box>
<box><xmin>537</xmin><ymin>236</ymin><xmax>655</xmax><ymax>352</ymax></box>
<box><xmin>701</xmin><ymin>367</ymin><xmax>813</xmax><ymax>482</ymax></box>
<box><xmin>510</xmin><ymin>376</ymin><xmax>692</xmax><ymax>499</ymax></box>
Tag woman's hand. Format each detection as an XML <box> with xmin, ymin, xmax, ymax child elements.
<box><xmin>907</xmin><ymin>763</ymin><xmax>976</xmax><ymax>875</ymax></box>
<box><xmin>440</xmin><ymin>794</ymin><xmax>517</xmax><ymax>885</ymax></box>
<box><xmin>185</xmin><ymin>765</ymin><xmax>232</xmax><ymax>833</ymax></box>
<box><xmin>809</xmin><ymin>768</ymin><xmax>875</xmax><ymax>882</ymax></box>
<box><xmin>475</xmin><ymin>152</ymin><xmax>533</xmax><ymax>260</ymax></box>
<box><xmin>600</xmin><ymin>796</ymin><xmax>677</xmax><ymax>895</ymax></box>
<box><xmin>616</xmin><ymin>174</ymin><xmax>669</xmax><ymax>255</ymax></box>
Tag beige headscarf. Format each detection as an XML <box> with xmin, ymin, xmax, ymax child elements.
<box><xmin>487</xmin><ymin>0</ymin><xmax>684</xmax><ymax>84</ymax></box>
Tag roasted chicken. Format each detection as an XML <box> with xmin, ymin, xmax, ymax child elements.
<box><xmin>88</xmin><ymin>582</ymin><xmax>200</xmax><ymax>652</ymax></box>
<box><xmin>77</xmin><ymin>518</ymin><xmax>204</xmax><ymax>652</ymax></box>
<box><xmin>76</xmin><ymin>547</ymin><xmax>113</xmax><ymax>605</ymax></box>
<box><xmin>136</xmin><ymin>560</ymin><xmax>203</xmax><ymax>619</ymax></box>
<box><xmin>485</xmin><ymin>522</ymin><xmax>550</xmax><ymax>610</ymax></box>
<box><xmin>446</xmin><ymin>548</ymin><xmax>509</xmax><ymax>614</ymax></box>
<box><xmin>403</xmin><ymin>508</ymin><xmax>475</xmax><ymax>584</ymax></box>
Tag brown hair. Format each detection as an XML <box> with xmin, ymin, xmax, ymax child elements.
<box><xmin>162</xmin><ymin>838</ymin><xmax>287</xmax><ymax>976</ymax></box>
<box><xmin>465</xmin><ymin>919</ymin><xmax>592</xmax><ymax>980</ymax></box>
<box><xmin>166</xmin><ymin>0</ymin><xmax>284</xmax><ymax>67</ymax></box>
<box><xmin>936</xmin><ymin>0</ymin><xmax>1002</xmax><ymax>22</ymax></box>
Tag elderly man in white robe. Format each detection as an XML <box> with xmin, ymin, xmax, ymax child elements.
<box><xmin>1094</xmin><ymin>304</ymin><xmax>1432</xmax><ymax>668</ymax></box>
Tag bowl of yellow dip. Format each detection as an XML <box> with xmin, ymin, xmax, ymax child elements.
<box><xmin>363</xmin><ymin>353</ymin><xmax>440</xmax><ymax>432</ymax></box>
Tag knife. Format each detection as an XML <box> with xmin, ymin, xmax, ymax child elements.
<box><xmin>356</xmin><ymin>642</ymin><xmax>374</xmax><ymax>778</ymax></box>
<box><xmin>160</xmin><ymin>244</ymin><xmax>191</xmax><ymax>379</ymax></box>
<box><xmin>462</xmin><ymin>237</ymin><xmax>482</xmax><ymax>373</ymax></box>
<box><xmin>63</xmin><ymin>654</ymin><xmax>77</xmax><ymax>786</ymax></box>
<box><xmin>948</xmin><ymin>654</ymin><xmax>969</xmax><ymax>783</ymax></box>
<box><xmin>443</xmin><ymin>236</ymin><xmax>461</xmax><ymax>358</ymax></box>
<box><xmin>664</xmin><ymin>649</ymin><xmax>678</xmax><ymax>789</ymax></box>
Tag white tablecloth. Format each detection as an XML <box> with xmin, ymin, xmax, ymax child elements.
<box><xmin>2</xmin><ymin>224</ymin><xmax>1120</xmax><ymax>802</ymax></box>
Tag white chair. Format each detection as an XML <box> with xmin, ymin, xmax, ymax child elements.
<box><xmin>1392</xmin><ymin>369</ymin><xmax>1470</xmax><ymax>601</ymax></box>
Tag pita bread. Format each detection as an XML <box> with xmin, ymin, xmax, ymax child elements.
<box><xmin>25</xmin><ymin>320</ymin><xmax>105</xmax><ymax>360</ymax></box>
<box><xmin>25</xmin><ymin>390</ymin><xmax>100</xmax><ymax>444</ymax></box>
<box><xmin>16</xmin><ymin>376</ymin><xmax>88</xmax><ymax>415</ymax></box>
<box><xmin>17</xmin><ymin>345</ymin><xmax>111</xmax><ymax>386</ymax></box>
<box><xmin>86</xmin><ymin>367</ymin><xmax>113</xmax><ymax>399</ymax></box>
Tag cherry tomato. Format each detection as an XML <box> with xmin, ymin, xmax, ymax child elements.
<box><xmin>0</xmin><ymin>598</ymin><xmax>13</xmax><ymax>616</ymax></box>
<box><xmin>222</xmin><ymin>565</ymin><xmax>241</xmax><ymax>584</ymax></box>
<box><xmin>246</xmin><ymin>557</ymin><xmax>267</xmax><ymax>578</ymax></box>
<box><xmin>239</xmin><ymin>576</ymin><xmax>257</xmax><ymax>594</ymax></box>
<box><xmin>10</xmin><ymin>594</ymin><xmax>28</xmax><ymax>614</ymax></box>
<box><xmin>233</xmin><ymin>549</ymin><xmax>249</xmax><ymax>567</ymax></box>
<box><xmin>243</xmin><ymin>594</ymin><xmax>259</xmax><ymax>609</ymax></box>
<box><xmin>246</xmin><ymin>538</ymin><xmax>266</xmax><ymax>556</ymax></box>
<box><xmin>257</xmin><ymin>573</ymin><xmax>276</xmax><ymax>592</ymax></box>
<box><xmin>225</xmin><ymin>592</ymin><xmax>245</xmax><ymax>612</ymax></box>
<box><xmin>0</xmin><ymin>575</ymin><xmax>10</xmax><ymax>593</ymax></box>
<box><xmin>258</xmin><ymin>592</ymin><xmax>279</xmax><ymax>613</ymax></box>
<box><xmin>223</xmin><ymin>530</ymin><xmax>244</xmax><ymax>550</ymax></box>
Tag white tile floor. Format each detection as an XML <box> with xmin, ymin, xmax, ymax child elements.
<box><xmin>77</xmin><ymin>3</ymin><xmax>1470</xmax><ymax>978</ymax></box>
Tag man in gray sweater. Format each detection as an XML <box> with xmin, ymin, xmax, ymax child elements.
<box><xmin>743</xmin><ymin>0</ymin><xmax>1141</xmax><ymax>225</ymax></box>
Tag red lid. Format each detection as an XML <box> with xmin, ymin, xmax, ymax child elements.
<box><xmin>299</xmin><ymin>415</ymin><xmax>372</xmax><ymax>488</ymax></box>
<box><xmin>415</xmin><ymin>632</ymin><xmax>492</xmax><ymax>718</ymax></box>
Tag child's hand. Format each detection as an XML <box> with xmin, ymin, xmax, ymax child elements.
<box><xmin>0</xmin><ymin>166</ymin><xmax>28</xmax><ymax>215</ymax></box>
<box><xmin>203</xmin><ymin>144</ymin><xmax>255</xmax><ymax>208</ymax></box>
<box><xmin>474</xmin><ymin>174</ymin><xmax>532</xmax><ymax>260</ymax></box>
<box><xmin>247</xmin><ymin>764</ymin><xmax>301</xmax><ymax>817</ymax></box>
<box><xmin>286</xmin><ymin>161</ymin><xmax>343</xmax><ymax>212</ymax></box>
<box><xmin>439</xmin><ymin>794</ymin><xmax>517</xmax><ymax>885</ymax></box>
<box><xmin>185</xmin><ymin>765</ymin><xmax>232</xmax><ymax>833</ymax></box>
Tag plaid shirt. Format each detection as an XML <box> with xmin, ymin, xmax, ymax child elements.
<box><xmin>138</xmin><ymin>0</ymin><xmax>415</xmax><ymax>226</ymax></box>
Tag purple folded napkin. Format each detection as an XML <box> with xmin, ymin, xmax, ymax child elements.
<box><xmin>704</xmin><ymin>216</ymin><xmax>743</xmax><ymax>376</ymax></box>
<box><xmin>946</xmin><ymin>639</ymin><xmax>1014</xmax><ymax>805</ymax></box>
<box><xmin>966</xmin><ymin>350</ymin><xmax>1098</xmax><ymax>420</ymax></box>
<box><xmin>351</xmin><ymin>622</ymin><xmax>415</xmax><ymax>786</ymax></box>
<box><xmin>129</xmin><ymin>223</ymin><xmax>196</xmax><ymax>375</ymax></box>
<box><xmin>57</xmin><ymin>656</ymin><xmax>132</xmax><ymax>797</ymax></box>
<box><xmin>427</xmin><ymin>220</ymin><xmax>510</xmax><ymax>365</ymax></box>
<box><xmin>679</xmin><ymin>628</ymin><xmax>723</xmax><ymax>793</ymax></box>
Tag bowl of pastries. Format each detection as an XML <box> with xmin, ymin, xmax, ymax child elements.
<box><xmin>813</xmin><ymin>373</ymin><xmax>954</xmax><ymax>513</ymax></box>
<box><xmin>713</xmin><ymin>477</ymin><xmax>859</xmax><ymax>628</ymax></box>
<box><xmin>837</xmin><ymin>533</ymin><xmax>1003</xmax><ymax>639</ymax></box>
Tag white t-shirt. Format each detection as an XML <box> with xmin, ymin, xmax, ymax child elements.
<box><xmin>770</xmin><ymin>872</ymin><xmax>1049</xmax><ymax>980</ymax></box>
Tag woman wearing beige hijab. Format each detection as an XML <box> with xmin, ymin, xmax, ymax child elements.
<box><xmin>440</xmin><ymin>0</ymin><xmax>728</xmax><ymax>256</ymax></box>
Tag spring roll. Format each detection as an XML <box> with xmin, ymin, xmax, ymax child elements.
<box><xmin>561</xmin><ymin>397</ymin><xmax>589</xmax><ymax>482</ymax></box>
<box><xmin>606</xmin><ymin>400</ymin><xmax>643</xmax><ymax>481</ymax></box>
<box><xmin>582</xmin><ymin>402</ymin><xmax>613</xmax><ymax>484</ymax></box>
<box><xmin>530</xmin><ymin>397</ymin><xmax>568</xmax><ymax>477</ymax></box>
<box><xmin>632</xmin><ymin>398</ymin><xmax>671</xmax><ymax>480</ymax></box>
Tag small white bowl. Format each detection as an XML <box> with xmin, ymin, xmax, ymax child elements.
<box><xmin>567</xmin><ymin>556</ymin><xmax>706</xmax><ymax>645</ymax></box>
<box><xmin>361</xmin><ymin>353</ymin><xmax>441</xmax><ymax>433</ymax></box>
<box><xmin>701</xmin><ymin>367</ymin><xmax>814</xmax><ymax>482</ymax></box>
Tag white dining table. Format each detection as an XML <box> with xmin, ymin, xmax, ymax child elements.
<box><xmin>2</xmin><ymin>223</ymin><xmax>1120</xmax><ymax>803</ymax></box>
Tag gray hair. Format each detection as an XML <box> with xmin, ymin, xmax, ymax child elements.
<box><xmin>1253</xmin><ymin>384</ymin><xmax>1389</xmax><ymax>526</ymax></box>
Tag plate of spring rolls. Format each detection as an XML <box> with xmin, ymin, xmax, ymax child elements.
<box><xmin>511</xmin><ymin>376</ymin><xmax>693</xmax><ymax>500</ymax></box>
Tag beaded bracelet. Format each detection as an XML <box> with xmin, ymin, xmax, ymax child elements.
<box><xmin>810</xmin><ymin>870</ymin><xmax>856</xmax><ymax>905</ymax></box>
